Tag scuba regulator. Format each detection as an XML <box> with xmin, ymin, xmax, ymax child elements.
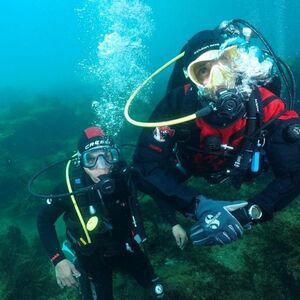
<box><xmin>124</xmin><ymin>19</ymin><xmax>296</xmax><ymax>128</ymax></box>
<box><xmin>212</xmin><ymin>19</ymin><xmax>296</xmax><ymax>109</ymax></box>
<box><xmin>213</xmin><ymin>88</ymin><xmax>246</xmax><ymax>121</ymax></box>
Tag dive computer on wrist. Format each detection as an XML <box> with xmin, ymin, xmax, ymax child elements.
<box><xmin>247</xmin><ymin>204</ymin><xmax>262</xmax><ymax>220</ymax></box>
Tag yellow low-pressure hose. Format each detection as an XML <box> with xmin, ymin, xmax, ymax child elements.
<box><xmin>65</xmin><ymin>155</ymin><xmax>91</xmax><ymax>244</ymax></box>
<box><xmin>124</xmin><ymin>52</ymin><xmax>199</xmax><ymax>128</ymax></box>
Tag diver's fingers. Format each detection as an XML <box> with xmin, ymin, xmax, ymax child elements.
<box><xmin>65</xmin><ymin>275</ymin><xmax>78</xmax><ymax>288</ymax></box>
<box><xmin>176</xmin><ymin>236</ymin><xmax>182</xmax><ymax>247</ymax></box>
<box><xmin>183</xmin><ymin>233</ymin><xmax>189</xmax><ymax>249</ymax></box>
<box><xmin>70</xmin><ymin>264</ymin><xmax>81</xmax><ymax>278</ymax></box>
<box><xmin>57</xmin><ymin>278</ymin><xmax>64</xmax><ymax>289</ymax></box>
<box><xmin>177</xmin><ymin>233</ymin><xmax>188</xmax><ymax>249</ymax></box>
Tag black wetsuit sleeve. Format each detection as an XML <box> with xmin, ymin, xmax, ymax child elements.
<box><xmin>249</xmin><ymin>118</ymin><xmax>300</xmax><ymax>221</ymax></box>
<box><xmin>133</xmin><ymin>88</ymin><xmax>199</xmax><ymax>225</ymax></box>
<box><xmin>37</xmin><ymin>199</ymin><xmax>66</xmax><ymax>266</ymax></box>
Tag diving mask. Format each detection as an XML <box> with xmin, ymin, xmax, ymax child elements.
<box><xmin>187</xmin><ymin>43</ymin><xmax>274</xmax><ymax>95</ymax></box>
<box><xmin>187</xmin><ymin>45</ymin><xmax>240</xmax><ymax>93</ymax></box>
<box><xmin>81</xmin><ymin>146</ymin><xmax>119</xmax><ymax>169</ymax></box>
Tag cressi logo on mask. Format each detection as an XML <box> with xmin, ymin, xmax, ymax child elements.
<box><xmin>84</xmin><ymin>139</ymin><xmax>110</xmax><ymax>150</ymax></box>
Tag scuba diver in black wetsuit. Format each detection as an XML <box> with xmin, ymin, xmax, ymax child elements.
<box><xmin>131</xmin><ymin>20</ymin><xmax>300</xmax><ymax>247</ymax></box>
<box><xmin>36</xmin><ymin>127</ymin><xmax>164</xmax><ymax>300</ymax></box>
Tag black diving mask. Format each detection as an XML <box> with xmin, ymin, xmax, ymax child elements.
<box><xmin>81</xmin><ymin>146</ymin><xmax>119</xmax><ymax>169</ymax></box>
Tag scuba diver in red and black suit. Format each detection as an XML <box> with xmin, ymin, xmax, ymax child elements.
<box><xmin>37</xmin><ymin>127</ymin><xmax>164</xmax><ymax>300</ymax></box>
<box><xmin>133</xmin><ymin>20</ymin><xmax>300</xmax><ymax>248</ymax></box>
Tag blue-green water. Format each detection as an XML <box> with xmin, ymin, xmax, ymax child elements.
<box><xmin>1</xmin><ymin>0</ymin><xmax>299</xmax><ymax>91</ymax></box>
<box><xmin>1</xmin><ymin>1</ymin><xmax>300</xmax><ymax>299</ymax></box>
<box><xmin>1</xmin><ymin>0</ymin><xmax>300</xmax><ymax>133</ymax></box>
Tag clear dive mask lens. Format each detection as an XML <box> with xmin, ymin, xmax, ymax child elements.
<box><xmin>218</xmin><ymin>45</ymin><xmax>241</xmax><ymax>64</ymax></box>
<box><xmin>188</xmin><ymin>45</ymin><xmax>240</xmax><ymax>91</ymax></box>
<box><xmin>204</xmin><ymin>63</ymin><xmax>236</xmax><ymax>90</ymax></box>
<box><xmin>81</xmin><ymin>147</ymin><xmax>119</xmax><ymax>169</ymax></box>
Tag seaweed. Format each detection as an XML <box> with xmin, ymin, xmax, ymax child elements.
<box><xmin>1</xmin><ymin>63</ymin><xmax>300</xmax><ymax>298</ymax></box>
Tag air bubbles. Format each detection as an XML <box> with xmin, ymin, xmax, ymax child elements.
<box><xmin>78</xmin><ymin>0</ymin><xmax>154</xmax><ymax>136</ymax></box>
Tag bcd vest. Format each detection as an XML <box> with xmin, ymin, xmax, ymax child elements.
<box><xmin>179</xmin><ymin>86</ymin><xmax>298</xmax><ymax>176</ymax></box>
<box><xmin>64</xmin><ymin>166</ymin><xmax>146</xmax><ymax>252</ymax></box>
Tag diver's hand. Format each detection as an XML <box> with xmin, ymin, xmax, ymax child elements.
<box><xmin>190</xmin><ymin>195</ymin><xmax>248</xmax><ymax>246</ymax></box>
<box><xmin>55</xmin><ymin>259</ymin><xmax>81</xmax><ymax>289</ymax></box>
<box><xmin>172</xmin><ymin>224</ymin><xmax>188</xmax><ymax>250</ymax></box>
